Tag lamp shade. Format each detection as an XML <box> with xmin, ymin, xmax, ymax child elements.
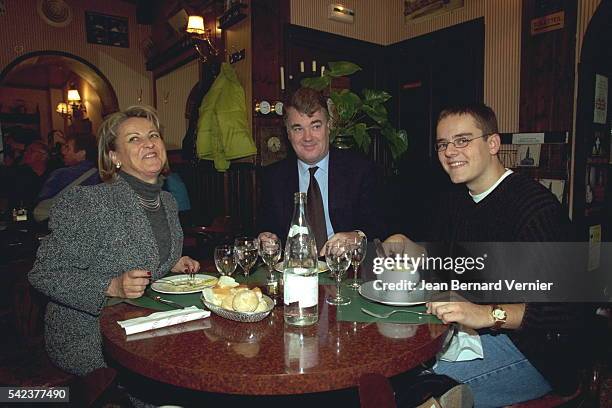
<box><xmin>67</xmin><ymin>89</ymin><xmax>81</xmax><ymax>102</ymax></box>
<box><xmin>56</xmin><ymin>102</ymin><xmax>69</xmax><ymax>115</ymax></box>
<box><xmin>186</xmin><ymin>15</ymin><xmax>205</xmax><ymax>35</ymax></box>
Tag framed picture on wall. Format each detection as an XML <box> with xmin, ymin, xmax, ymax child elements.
<box><xmin>85</xmin><ymin>12</ymin><xmax>129</xmax><ymax>48</ymax></box>
<box><xmin>404</xmin><ymin>0</ymin><xmax>464</xmax><ymax>24</ymax></box>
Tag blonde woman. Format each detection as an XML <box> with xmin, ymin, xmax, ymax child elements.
<box><xmin>29</xmin><ymin>105</ymin><xmax>199</xmax><ymax>375</ymax></box>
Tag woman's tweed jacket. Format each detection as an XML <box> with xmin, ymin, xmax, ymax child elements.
<box><xmin>29</xmin><ymin>176</ymin><xmax>183</xmax><ymax>375</ymax></box>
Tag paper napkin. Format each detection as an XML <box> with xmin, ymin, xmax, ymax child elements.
<box><xmin>438</xmin><ymin>326</ymin><xmax>484</xmax><ymax>362</ymax></box>
<box><xmin>117</xmin><ymin>306</ymin><xmax>210</xmax><ymax>335</ymax></box>
<box><xmin>126</xmin><ymin>319</ymin><xmax>211</xmax><ymax>341</ymax></box>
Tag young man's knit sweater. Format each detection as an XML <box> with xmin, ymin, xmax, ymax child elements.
<box><xmin>429</xmin><ymin>172</ymin><xmax>589</xmax><ymax>395</ymax></box>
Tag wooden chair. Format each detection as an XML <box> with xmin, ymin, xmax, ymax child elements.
<box><xmin>1</xmin><ymin>266</ymin><xmax>119</xmax><ymax>407</ymax></box>
<box><xmin>0</xmin><ymin>357</ymin><xmax>118</xmax><ymax>407</ymax></box>
<box><xmin>183</xmin><ymin>215</ymin><xmax>240</xmax><ymax>260</ymax></box>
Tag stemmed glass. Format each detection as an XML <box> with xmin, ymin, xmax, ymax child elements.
<box><xmin>214</xmin><ymin>244</ymin><xmax>237</xmax><ymax>276</ymax></box>
<box><xmin>347</xmin><ymin>234</ymin><xmax>367</xmax><ymax>290</ymax></box>
<box><xmin>259</xmin><ymin>236</ymin><xmax>282</xmax><ymax>283</ymax></box>
<box><xmin>234</xmin><ymin>237</ymin><xmax>259</xmax><ymax>278</ymax></box>
<box><xmin>325</xmin><ymin>240</ymin><xmax>352</xmax><ymax>306</ymax></box>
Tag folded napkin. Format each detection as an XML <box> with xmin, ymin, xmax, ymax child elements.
<box><xmin>117</xmin><ymin>306</ymin><xmax>210</xmax><ymax>335</ymax></box>
<box><xmin>438</xmin><ymin>326</ymin><xmax>484</xmax><ymax>362</ymax></box>
<box><xmin>126</xmin><ymin>319</ymin><xmax>211</xmax><ymax>341</ymax></box>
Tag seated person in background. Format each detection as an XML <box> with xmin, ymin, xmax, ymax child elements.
<box><xmin>45</xmin><ymin>129</ymin><xmax>66</xmax><ymax>173</ymax></box>
<box><xmin>163</xmin><ymin>171</ymin><xmax>191</xmax><ymax>225</ymax></box>
<box><xmin>258</xmin><ymin>87</ymin><xmax>386</xmax><ymax>250</ymax></box>
<box><xmin>37</xmin><ymin>132</ymin><xmax>100</xmax><ymax>201</ymax></box>
<box><xmin>0</xmin><ymin>140</ymin><xmax>49</xmax><ymax>213</ymax></box>
<box><xmin>29</xmin><ymin>105</ymin><xmax>199</xmax><ymax>376</ymax></box>
<box><xmin>392</xmin><ymin>103</ymin><xmax>588</xmax><ymax>407</ymax></box>
<box><xmin>1</xmin><ymin>127</ymin><xmax>37</xmax><ymax>167</ymax></box>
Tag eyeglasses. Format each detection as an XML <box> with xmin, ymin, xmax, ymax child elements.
<box><xmin>434</xmin><ymin>133</ymin><xmax>492</xmax><ymax>152</ymax></box>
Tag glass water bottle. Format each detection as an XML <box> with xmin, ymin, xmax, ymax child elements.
<box><xmin>283</xmin><ymin>192</ymin><xmax>319</xmax><ymax>326</ymax></box>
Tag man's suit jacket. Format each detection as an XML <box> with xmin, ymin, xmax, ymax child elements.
<box><xmin>258</xmin><ymin>148</ymin><xmax>386</xmax><ymax>241</ymax></box>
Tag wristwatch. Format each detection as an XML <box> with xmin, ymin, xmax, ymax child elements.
<box><xmin>490</xmin><ymin>305</ymin><xmax>507</xmax><ymax>330</ymax></box>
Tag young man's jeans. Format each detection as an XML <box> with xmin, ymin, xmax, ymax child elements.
<box><xmin>433</xmin><ymin>333</ymin><xmax>552</xmax><ymax>407</ymax></box>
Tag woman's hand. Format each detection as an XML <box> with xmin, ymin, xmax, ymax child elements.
<box><xmin>426</xmin><ymin>301</ymin><xmax>493</xmax><ymax>329</ymax></box>
<box><xmin>106</xmin><ymin>269</ymin><xmax>151</xmax><ymax>299</ymax></box>
<box><xmin>171</xmin><ymin>256</ymin><xmax>201</xmax><ymax>274</ymax></box>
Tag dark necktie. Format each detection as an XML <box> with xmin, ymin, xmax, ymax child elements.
<box><xmin>307</xmin><ymin>166</ymin><xmax>327</xmax><ymax>253</ymax></box>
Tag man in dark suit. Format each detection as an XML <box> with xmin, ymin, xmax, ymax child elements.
<box><xmin>258</xmin><ymin>87</ymin><xmax>386</xmax><ymax>250</ymax></box>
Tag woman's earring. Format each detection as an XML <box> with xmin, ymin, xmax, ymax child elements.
<box><xmin>115</xmin><ymin>161</ymin><xmax>121</xmax><ymax>169</ymax></box>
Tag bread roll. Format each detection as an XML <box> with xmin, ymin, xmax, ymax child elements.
<box><xmin>221</xmin><ymin>293</ymin><xmax>236</xmax><ymax>310</ymax></box>
<box><xmin>213</xmin><ymin>287</ymin><xmax>234</xmax><ymax>297</ymax></box>
<box><xmin>252</xmin><ymin>287</ymin><xmax>263</xmax><ymax>301</ymax></box>
<box><xmin>232</xmin><ymin>290</ymin><xmax>259</xmax><ymax>312</ymax></box>
<box><xmin>254</xmin><ymin>300</ymin><xmax>268</xmax><ymax>313</ymax></box>
<box><xmin>218</xmin><ymin>276</ymin><xmax>239</xmax><ymax>288</ymax></box>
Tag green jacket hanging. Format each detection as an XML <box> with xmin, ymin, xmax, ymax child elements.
<box><xmin>196</xmin><ymin>62</ymin><xmax>256</xmax><ymax>171</ymax></box>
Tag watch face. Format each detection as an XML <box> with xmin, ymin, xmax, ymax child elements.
<box><xmin>493</xmin><ymin>309</ymin><xmax>506</xmax><ymax>319</ymax></box>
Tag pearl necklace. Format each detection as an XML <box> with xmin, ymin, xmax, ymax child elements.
<box><xmin>137</xmin><ymin>194</ymin><xmax>161</xmax><ymax>211</ymax></box>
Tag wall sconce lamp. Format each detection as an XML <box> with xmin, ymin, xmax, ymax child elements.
<box><xmin>186</xmin><ymin>15</ymin><xmax>218</xmax><ymax>63</ymax></box>
<box><xmin>56</xmin><ymin>102</ymin><xmax>70</xmax><ymax>119</ymax></box>
<box><xmin>67</xmin><ymin>87</ymin><xmax>86</xmax><ymax>119</ymax></box>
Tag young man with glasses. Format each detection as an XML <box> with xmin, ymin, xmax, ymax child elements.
<box><xmin>393</xmin><ymin>104</ymin><xmax>588</xmax><ymax>407</ymax></box>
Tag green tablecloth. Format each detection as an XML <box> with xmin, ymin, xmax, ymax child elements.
<box><xmin>334</xmin><ymin>285</ymin><xmax>440</xmax><ymax>324</ymax></box>
<box><xmin>110</xmin><ymin>265</ymin><xmax>440</xmax><ymax>324</ymax></box>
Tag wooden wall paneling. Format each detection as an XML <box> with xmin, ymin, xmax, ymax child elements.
<box><xmin>283</xmin><ymin>24</ymin><xmax>388</xmax><ymax>166</ymax></box>
<box><xmin>381</xmin><ymin>0</ymin><xmax>522</xmax><ymax>133</ymax></box>
<box><xmin>284</xmin><ymin>25</ymin><xmax>384</xmax><ymax>95</ymax></box>
<box><xmin>383</xmin><ymin>18</ymin><xmax>485</xmax><ymax>241</ymax></box>
<box><xmin>252</xmin><ymin>0</ymin><xmax>289</xmax><ymax>165</ymax></box>
<box><xmin>191</xmin><ymin>160</ymin><xmax>225</xmax><ymax>227</ymax></box>
<box><xmin>572</xmin><ymin>0</ymin><xmax>612</xmax><ymax>241</ymax></box>
<box><xmin>569</xmin><ymin>0</ymin><xmax>602</xmax><ymax>216</ymax></box>
<box><xmin>249</xmin><ymin>0</ymin><xmax>290</xmax><ymax>232</ymax></box>
<box><xmin>519</xmin><ymin>0</ymin><xmax>578</xmax><ymax>132</ymax></box>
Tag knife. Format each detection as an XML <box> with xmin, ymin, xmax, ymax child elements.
<box><xmin>151</xmin><ymin>295</ymin><xmax>186</xmax><ymax>309</ymax></box>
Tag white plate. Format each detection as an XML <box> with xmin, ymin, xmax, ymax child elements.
<box><xmin>151</xmin><ymin>274</ymin><xmax>218</xmax><ymax>294</ymax></box>
<box><xmin>274</xmin><ymin>260</ymin><xmax>329</xmax><ymax>273</ymax></box>
<box><xmin>358</xmin><ymin>280</ymin><xmax>427</xmax><ymax>306</ymax></box>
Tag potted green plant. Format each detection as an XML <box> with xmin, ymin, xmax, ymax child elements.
<box><xmin>301</xmin><ymin>61</ymin><xmax>408</xmax><ymax>160</ymax></box>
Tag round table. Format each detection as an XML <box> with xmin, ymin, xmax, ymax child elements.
<box><xmin>100</xmin><ymin>288</ymin><xmax>448</xmax><ymax>396</ymax></box>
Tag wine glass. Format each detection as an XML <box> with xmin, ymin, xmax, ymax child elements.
<box><xmin>324</xmin><ymin>240</ymin><xmax>351</xmax><ymax>306</ymax></box>
<box><xmin>259</xmin><ymin>236</ymin><xmax>281</xmax><ymax>283</ymax></box>
<box><xmin>234</xmin><ymin>237</ymin><xmax>259</xmax><ymax>278</ymax></box>
<box><xmin>214</xmin><ymin>244</ymin><xmax>237</xmax><ymax>276</ymax></box>
<box><xmin>347</xmin><ymin>234</ymin><xmax>367</xmax><ymax>290</ymax></box>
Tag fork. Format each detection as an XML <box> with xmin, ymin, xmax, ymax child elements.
<box><xmin>360</xmin><ymin>307</ymin><xmax>429</xmax><ymax>318</ymax></box>
<box><xmin>155</xmin><ymin>278</ymin><xmax>183</xmax><ymax>286</ymax></box>
<box><xmin>155</xmin><ymin>278</ymin><xmax>178</xmax><ymax>286</ymax></box>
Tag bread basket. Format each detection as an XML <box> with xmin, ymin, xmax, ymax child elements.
<box><xmin>201</xmin><ymin>295</ymin><xmax>274</xmax><ymax>323</ymax></box>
